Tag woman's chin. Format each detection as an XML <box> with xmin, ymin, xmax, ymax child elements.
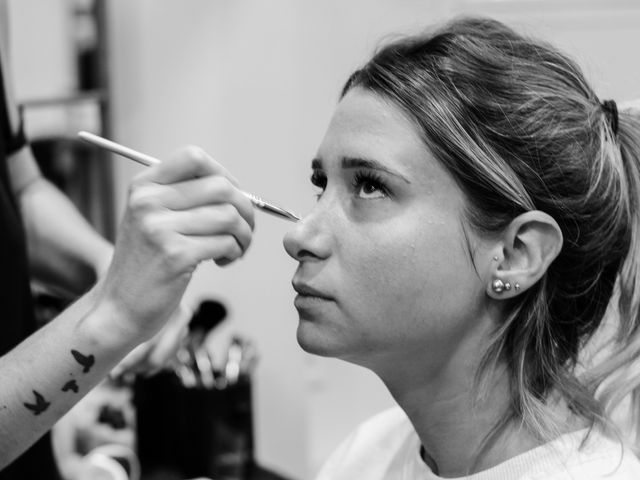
<box><xmin>296</xmin><ymin>320</ymin><xmax>345</xmax><ymax>358</ymax></box>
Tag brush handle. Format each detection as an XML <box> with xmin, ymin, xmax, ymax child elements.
<box><xmin>77</xmin><ymin>131</ymin><xmax>300</xmax><ymax>222</ymax></box>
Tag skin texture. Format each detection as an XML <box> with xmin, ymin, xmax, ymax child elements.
<box><xmin>283</xmin><ymin>88</ymin><xmax>569</xmax><ymax>476</ymax></box>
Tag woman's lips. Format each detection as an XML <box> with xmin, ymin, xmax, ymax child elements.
<box><xmin>292</xmin><ymin>281</ymin><xmax>334</xmax><ymax>311</ymax></box>
<box><xmin>292</xmin><ymin>281</ymin><xmax>333</xmax><ymax>300</ymax></box>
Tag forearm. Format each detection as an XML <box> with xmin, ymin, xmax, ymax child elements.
<box><xmin>0</xmin><ymin>283</ymin><xmax>138</xmax><ymax>470</ymax></box>
<box><xmin>20</xmin><ymin>175</ymin><xmax>113</xmax><ymax>296</ymax></box>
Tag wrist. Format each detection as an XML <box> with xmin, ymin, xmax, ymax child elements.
<box><xmin>92</xmin><ymin>242</ymin><xmax>114</xmax><ymax>281</ymax></box>
<box><xmin>76</xmin><ymin>282</ymin><xmax>146</xmax><ymax>356</ymax></box>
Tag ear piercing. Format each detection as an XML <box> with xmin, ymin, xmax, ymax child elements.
<box><xmin>491</xmin><ymin>279</ymin><xmax>516</xmax><ymax>294</ymax></box>
<box><xmin>491</xmin><ymin>256</ymin><xmax>521</xmax><ymax>294</ymax></box>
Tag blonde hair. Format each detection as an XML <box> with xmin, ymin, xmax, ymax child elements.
<box><xmin>343</xmin><ymin>16</ymin><xmax>640</xmax><ymax>453</ymax></box>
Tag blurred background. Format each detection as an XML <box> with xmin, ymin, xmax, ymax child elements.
<box><xmin>6</xmin><ymin>0</ymin><xmax>640</xmax><ymax>479</ymax></box>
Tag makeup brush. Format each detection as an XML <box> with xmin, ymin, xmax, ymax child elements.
<box><xmin>78</xmin><ymin>131</ymin><xmax>300</xmax><ymax>222</ymax></box>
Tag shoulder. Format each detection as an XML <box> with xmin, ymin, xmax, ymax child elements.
<box><xmin>526</xmin><ymin>429</ymin><xmax>640</xmax><ymax>480</ymax></box>
<box><xmin>342</xmin><ymin>405</ymin><xmax>412</xmax><ymax>442</ymax></box>
<box><xmin>330</xmin><ymin>405</ymin><xmax>415</xmax><ymax>456</ymax></box>
<box><xmin>314</xmin><ymin>406</ymin><xmax>427</xmax><ymax>480</ymax></box>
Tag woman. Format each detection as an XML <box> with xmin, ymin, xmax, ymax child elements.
<box><xmin>284</xmin><ymin>17</ymin><xmax>640</xmax><ymax>478</ymax></box>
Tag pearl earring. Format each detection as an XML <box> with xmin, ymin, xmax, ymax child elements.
<box><xmin>492</xmin><ymin>279</ymin><xmax>505</xmax><ymax>293</ymax></box>
<box><xmin>492</xmin><ymin>279</ymin><xmax>514</xmax><ymax>293</ymax></box>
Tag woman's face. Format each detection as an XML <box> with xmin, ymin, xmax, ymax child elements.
<box><xmin>283</xmin><ymin>88</ymin><xmax>490</xmax><ymax>373</ymax></box>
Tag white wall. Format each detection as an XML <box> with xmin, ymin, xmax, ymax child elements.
<box><xmin>7</xmin><ymin>0</ymin><xmax>80</xmax><ymax>138</ymax></box>
<box><xmin>7</xmin><ymin>0</ymin><xmax>74</xmax><ymax>99</ymax></box>
<box><xmin>451</xmin><ymin>1</ymin><xmax>640</xmax><ymax>100</ymax></box>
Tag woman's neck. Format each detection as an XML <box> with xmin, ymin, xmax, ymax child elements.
<box><xmin>382</xmin><ymin>368</ymin><xmax>523</xmax><ymax>475</ymax></box>
<box><xmin>375</xmin><ymin>337</ymin><xmax>581</xmax><ymax>477</ymax></box>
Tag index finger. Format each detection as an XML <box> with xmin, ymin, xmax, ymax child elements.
<box><xmin>149</xmin><ymin>146</ymin><xmax>240</xmax><ymax>186</ymax></box>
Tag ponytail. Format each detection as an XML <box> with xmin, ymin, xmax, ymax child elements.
<box><xmin>583</xmin><ymin>102</ymin><xmax>640</xmax><ymax>452</ymax></box>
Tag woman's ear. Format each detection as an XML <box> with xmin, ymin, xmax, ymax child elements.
<box><xmin>486</xmin><ymin>211</ymin><xmax>563</xmax><ymax>299</ymax></box>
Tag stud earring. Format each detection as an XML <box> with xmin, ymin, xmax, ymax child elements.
<box><xmin>504</xmin><ymin>282</ymin><xmax>512</xmax><ymax>291</ymax></box>
<box><xmin>514</xmin><ymin>283</ymin><xmax>521</xmax><ymax>291</ymax></box>
<box><xmin>492</xmin><ymin>256</ymin><xmax>499</xmax><ymax>261</ymax></box>
<box><xmin>492</xmin><ymin>279</ymin><xmax>505</xmax><ymax>293</ymax></box>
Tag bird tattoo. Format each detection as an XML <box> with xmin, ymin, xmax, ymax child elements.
<box><xmin>62</xmin><ymin>380</ymin><xmax>79</xmax><ymax>393</ymax></box>
<box><xmin>71</xmin><ymin>350</ymin><xmax>95</xmax><ymax>373</ymax></box>
<box><xmin>23</xmin><ymin>390</ymin><xmax>50</xmax><ymax>415</ymax></box>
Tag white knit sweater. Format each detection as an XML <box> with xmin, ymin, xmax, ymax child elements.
<box><xmin>316</xmin><ymin>407</ymin><xmax>640</xmax><ymax>480</ymax></box>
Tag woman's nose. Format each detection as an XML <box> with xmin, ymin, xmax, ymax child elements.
<box><xmin>283</xmin><ymin>204</ymin><xmax>332</xmax><ymax>262</ymax></box>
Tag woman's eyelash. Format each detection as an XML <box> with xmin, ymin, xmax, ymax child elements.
<box><xmin>352</xmin><ymin>170</ymin><xmax>389</xmax><ymax>197</ymax></box>
<box><xmin>309</xmin><ymin>169</ymin><xmax>390</xmax><ymax>198</ymax></box>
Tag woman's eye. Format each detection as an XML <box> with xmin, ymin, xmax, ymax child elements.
<box><xmin>353</xmin><ymin>171</ymin><xmax>388</xmax><ymax>199</ymax></box>
<box><xmin>310</xmin><ymin>170</ymin><xmax>327</xmax><ymax>198</ymax></box>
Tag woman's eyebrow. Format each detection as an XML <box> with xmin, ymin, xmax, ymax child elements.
<box><xmin>341</xmin><ymin>157</ymin><xmax>411</xmax><ymax>184</ymax></box>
